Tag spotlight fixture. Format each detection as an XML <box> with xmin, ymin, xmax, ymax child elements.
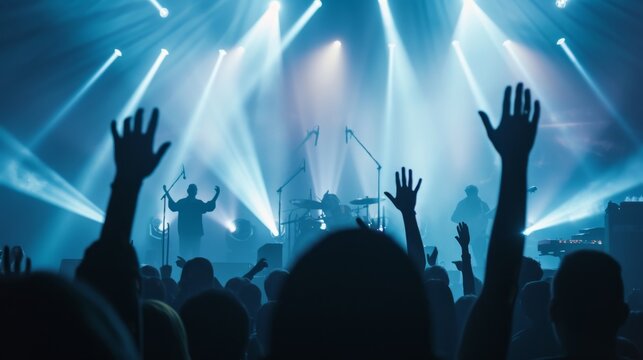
<box><xmin>332</xmin><ymin>40</ymin><xmax>342</xmax><ymax>48</ymax></box>
<box><xmin>557</xmin><ymin>37</ymin><xmax>566</xmax><ymax>46</ymax></box>
<box><xmin>313</xmin><ymin>0</ymin><xmax>322</xmax><ymax>8</ymax></box>
<box><xmin>502</xmin><ymin>39</ymin><xmax>511</xmax><ymax>47</ymax></box>
<box><xmin>161</xmin><ymin>48</ymin><xmax>169</xmax><ymax>56</ymax></box>
<box><xmin>228</xmin><ymin>218</ymin><xmax>255</xmax><ymax>242</ymax></box>
<box><xmin>114</xmin><ymin>49</ymin><xmax>123</xmax><ymax>57</ymax></box>
<box><xmin>555</xmin><ymin>0</ymin><xmax>568</xmax><ymax>9</ymax></box>
<box><xmin>451</xmin><ymin>40</ymin><xmax>460</xmax><ymax>46</ymax></box>
<box><xmin>269</xmin><ymin>1</ymin><xmax>281</xmax><ymax>11</ymax></box>
<box><xmin>219</xmin><ymin>49</ymin><xmax>227</xmax><ymax>56</ymax></box>
<box><xmin>159</xmin><ymin>7</ymin><xmax>169</xmax><ymax>18</ymax></box>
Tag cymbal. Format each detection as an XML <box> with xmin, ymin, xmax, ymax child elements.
<box><xmin>290</xmin><ymin>199</ymin><xmax>322</xmax><ymax>209</ymax></box>
<box><xmin>349</xmin><ymin>197</ymin><xmax>386</xmax><ymax>206</ymax></box>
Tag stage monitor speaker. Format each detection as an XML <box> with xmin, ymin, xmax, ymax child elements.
<box><xmin>59</xmin><ymin>259</ymin><xmax>82</xmax><ymax>278</ymax></box>
<box><xmin>257</xmin><ymin>243</ymin><xmax>283</xmax><ymax>270</ymax></box>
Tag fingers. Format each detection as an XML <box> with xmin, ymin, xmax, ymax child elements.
<box><xmin>395</xmin><ymin>171</ymin><xmax>401</xmax><ymax>191</ymax></box>
<box><xmin>110</xmin><ymin>120</ymin><xmax>120</xmax><ymax>143</ymax></box>
<box><xmin>502</xmin><ymin>85</ymin><xmax>511</xmax><ymax>117</ymax></box>
<box><xmin>384</xmin><ymin>191</ymin><xmax>395</xmax><ymax>203</ymax></box>
<box><xmin>146</xmin><ymin>108</ymin><xmax>160</xmax><ymax>145</ymax></box>
<box><xmin>478</xmin><ymin>111</ymin><xmax>493</xmax><ymax>138</ymax></box>
<box><xmin>514</xmin><ymin>83</ymin><xmax>523</xmax><ymax>117</ymax></box>
<box><xmin>134</xmin><ymin>108</ymin><xmax>143</xmax><ymax>134</ymax></box>
<box><xmin>531</xmin><ymin>100</ymin><xmax>541</xmax><ymax>128</ymax></box>
<box><xmin>414</xmin><ymin>178</ymin><xmax>422</xmax><ymax>193</ymax></box>
<box><xmin>524</xmin><ymin>88</ymin><xmax>531</xmax><ymax>116</ymax></box>
<box><xmin>408</xmin><ymin>168</ymin><xmax>413</xmax><ymax>188</ymax></box>
<box><xmin>2</xmin><ymin>246</ymin><xmax>9</xmax><ymax>274</ymax></box>
<box><xmin>401</xmin><ymin>167</ymin><xmax>407</xmax><ymax>187</ymax></box>
<box><xmin>123</xmin><ymin>116</ymin><xmax>132</xmax><ymax>136</ymax></box>
<box><xmin>153</xmin><ymin>142</ymin><xmax>171</xmax><ymax>168</ymax></box>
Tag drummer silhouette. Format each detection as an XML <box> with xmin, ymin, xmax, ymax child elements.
<box><xmin>321</xmin><ymin>192</ymin><xmax>354</xmax><ymax>231</ymax></box>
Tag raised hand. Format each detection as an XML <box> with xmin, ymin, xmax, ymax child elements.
<box><xmin>2</xmin><ymin>245</ymin><xmax>31</xmax><ymax>275</ymax></box>
<box><xmin>455</xmin><ymin>222</ymin><xmax>470</xmax><ymax>251</ymax></box>
<box><xmin>384</xmin><ymin>167</ymin><xmax>422</xmax><ymax>216</ymax></box>
<box><xmin>479</xmin><ymin>83</ymin><xmax>540</xmax><ymax>163</ymax></box>
<box><xmin>214</xmin><ymin>186</ymin><xmax>220</xmax><ymax>194</ymax></box>
<box><xmin>176</xmin><ymin>256</ymin><xmax>187</xmax><ymax>269</ymax></box>
<box><xmin>427</xmin><ymin>247</ymin><xmax>438</xmax><ymax>267</ymax></box>
<box><xmin>110</xmin><ymin>108</ymin><xmax>171</xmax><ymax>182</ymax></box>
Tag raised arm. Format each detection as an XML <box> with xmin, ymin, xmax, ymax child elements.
<box><xmin>76</xmin><ymin>108</ymin><xmax>170</xmax><ymax>347</ymax></box>
<box><xmin>203</xmin><ymin>185</ymin><xmax>220</xmax><ymax>212</ymax></box>
<box><xmin>455</xmin><ymin>222</ymin><xmax>475</xmax><ymax>295</ymax></box>
<box><xmin>243</xmin><ymin>258</ymin><xmax>268</xmax><ymax>281</ymax></box>
<box><xmin>459</xmin><ymin>84</ymin><xmax>540</xmax><ymax>359</ymax></box>
<box><xmin>384</xmin><ymin>167</ymin><xmax>425</xmax><ymax>272</ymax></box>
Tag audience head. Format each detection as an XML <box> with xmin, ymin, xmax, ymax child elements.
<box><xmin>160</xmin><ymin>264</ymin><xmax>173</xmax><ymax>280</ymax></box>
<box><xmin>519</xmin><ymin>256</ymin><xmax>543</xmax><ymax>289</ymax></box>
<box><xmin>551</xmin><ymin>250</ymin><xmax>629</xmax><ymax>355</ymax></box>
<box><xmin>454</xmin><ymin>295</ymin><xmax>477</xmax><ymax>337</ymax></box>
<box><xmin>264</xmin><ymin>269</ymin><xmax>289</xmax><ymax>302</ymax></box>
<box><xmin>424</xmin><ymin>280</ymin><xmax>457</xmax><ymax>359</ymax></box>
<box><xmin>179</xmin><ymin>257</ymin><xmax>214</xmax><ymax>292</ymax></box>
<box><xmin>141</xmin><ymin>276</ymin><xmax>166</xmax><ymax>301</ymax></box>
<box><xmin>142</xmin><ymin>300</ymin><xmax>190</xmax><ymax>360</ymax></box>
<box><xmin>269</xmin><ymin>229</ymin><xmax>433</xmax><ymax>359</ymax></box>
<box><xmin>0</xmin><ymin>273</ymin><xmax>137</xmax><ymax>359</ymax></box>
<box><xmin>140</xmin><ymin>264</ymin><xmax>160</xmax><ymax>279</ymax></box>
<box><xmin>520</xmin><ymin>280</ymin><xmax>551</xmax><ymax>325</ymax></box>
<box><xmin>180</xmin><ymin>289</ymin><xmax>250</xmax><ymax>360</ymax></box>
<box><xmin>423</xmin><ymin>265</ymin><xmax>449</xmax><ymax>286</ymax></box>
<box><xmin>187</xmin><ymin>184</ymin><xmax>197</xmax><ymax>197</ymax></box>
<box><xmin>256</xmin><ymin>301</ymin><xmax>278</xmax><ymax>355</ymax></box>
<box><xmin>225</xmin><ymin>276</ymin><xmax>249</xmax><ymax>295</ymax></box>
<box><xmin>238</xmin><ymin>282</ymin><xmax>262</xmax><ymax>320</ymax></box>
<box><xmin>464</xmin><ymin>185</ymin><xmax>478</xmax><ymax>197</ymax></box>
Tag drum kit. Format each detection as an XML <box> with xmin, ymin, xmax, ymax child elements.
<box><xmin>282</xmin><ymin>195</ymin><xmax>387</xmax><ymax>259</ymax></box>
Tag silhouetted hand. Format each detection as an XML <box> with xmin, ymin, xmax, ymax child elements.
<box><xmin>176</xmin><ymin>256</ymin><xmax>186</xmax><ymax>269</ymax></box>
<box><xmin>160</xmin><ymin>264</ymin><xmax>172</xmax><ymax>279</ymax></box>
<box><xmin>214</xmin><ymin>186</ymin><xmax>220</xmax><ymax>195</ymax></box>
<box><xmin>1</xmin><ymin>245</ymin><xmax>31</xmax><ymax>275</ymax></box>
<box><xmin>479</xmin><ymin>83</ymin><xmax>540</xmax><ymax>163</ymax></box>
<box><xmin>427</xmin><ymin>247</ymin><xmax>438</xmax><ymax>266</ymax></box>
<box><xmin>253</xmin><ymin>258</ymin><xmax>268</xmax><ymax>272</ymax></box>
<box><xmin>384</xmin><ymin>167</ymin><xmax>422</xmax><ymax>216</ymax></box>
<box><xmin>455</xmin><ymin>222</ymin><xmax>470</xmax><ymax>251</ymax></box>
<box><xmin>110</xmin><ymin>108</ymin><xmax>171</xmax><ymax>182</ymax></box>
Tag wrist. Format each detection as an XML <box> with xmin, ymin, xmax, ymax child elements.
<box><xmin>113</xmin><ymin>174</ymin><xmax>144</xmax><ymax>189</ymax></box>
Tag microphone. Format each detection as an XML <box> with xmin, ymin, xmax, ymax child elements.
<box><xmin>313</xmin><ymin>126</ymin><xmax>319</xmax><ymax>147</ymax></box>
<box><xmin>181</xmin><ymin>165</ymin><xmax>186</xmax><ymax>180</ymax></box>
<box><xmin>345</xmin><ymin>126</ymin><xmax>350</xmax><ymax>144</ymax></box>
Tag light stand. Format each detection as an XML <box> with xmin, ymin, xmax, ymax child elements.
<box><xmin>346</xmin><ymin>127</ymin><xmax>382</xmax><ymax>229</ymax></box>
<box><xmin>277</xmin><ymin>160</ymin><xmax>306</xmax><ymax>239</ymax></box>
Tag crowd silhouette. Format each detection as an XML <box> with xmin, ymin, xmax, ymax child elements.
<box><xmin>1</xmin><ymin>84</ymin><xmax>640</xmax><ymax>359</ymax></box>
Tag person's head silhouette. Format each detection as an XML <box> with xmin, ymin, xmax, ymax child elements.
<box><xmin>187</xmin><ymin>184</ymin><xmax>197</xmax><ymax>197</ymax></box>
<box><xmin>268</xmin><ymin>229</ymin><xmax>433</xmax><ymax>359</ymax></box>
<box><xmin>551</xmin><ymin>250</ymin><xmax>629</xmax><ymax>357</ymax></box>
<box><xmin>464</xmin><ymin>185</ymin><xmax>478</xmax><ymax>198</ymax></box>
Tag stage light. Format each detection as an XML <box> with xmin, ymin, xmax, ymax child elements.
<box><xmin>219</xmin><ymin>49</ymin><xmax>227</xmax><ymax>56</ymax></box>
<box><xmin>332</xmin><ymin>40</ymin><xmax>342</xmax><ymax>49</ymax></box>
<box><xmin>388</xmin><ymin>42</ymin><xmax>396</xmax><ymax>49</ymax></box>
<box><xmin>228</xmin><ymin>219</ymin><xmax>255</xmax><ymax>241</ymax></box>
<box><xmin>226</xmin><ymin>221</ymin><xmax>237</xmax><ymax>233</ymax></box>
<box><xmin>280</xmin><ymin>0</ymin><xmax>323</xmax><ymax>50</ymax></box>
<box><xmin>313</xmin><ymin>0</ymin><xmax>322</xmax><ymax>8</ymax></box>
<box><xmin>525</xmin><ymin>150</ymin><xmax>643</xmax><ymax>235</ymax></box>
<box><xmin>77</xmin><ymin>48</ymin><xmax>170</xmax><ymax>194</ymax></box>
<box><xmin>502</xmin><ymin>39</ymin><xmax>511</xmax><ymax>47</ymax></box>
<box><xmin>237</xmin><ymin>46</ymin><xmax>245</xmax><ymax>54</ymax></box>
<box><xmin>0</xmin><ymin>127</ymin><xmax>104</xmax><ymax>223</ymax></box>
<box><xmin>269</xmin><ymin>1</ymin><xmax>281</xmax><ymax>12</ymax></box>
<box><xmin>452</xmin><ymin>39</ymin><xmax>492</xmax><ymax>112</ymax></box>
<box><xmin>29</xmin><ymin>49</ymin><xmax>122</xmax><ymax>147</ymax></box>
<box><xmin>555</xmin><ymin>0</ymin><xmax>568</xmax><ymax>9</ymax></box>
<box><xmin>452</xmin><ymin>40</ymin><xmax>460</xmax><ymax>46</ymax></box>
<box><xmin>159</xmin><ymin>7</ymin><xmax>169</xmax><ymax>18</ymax></box>
<box><xmin>557</xmin><ymin>37</ymin><xmax>566</xmax><ymax>46</ymax></box>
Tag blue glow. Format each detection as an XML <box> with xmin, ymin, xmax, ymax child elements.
<box><xmin>29</xmin><ymin>50</ymin><xmax>121</xmax><ymax>147</ymax></box>
<box><xmin>0</xmin><ymin>127</ymin><xmax>104</xmax><ymax>222</ymax></box>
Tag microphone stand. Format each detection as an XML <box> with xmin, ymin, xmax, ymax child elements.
<box><xmin>294</xmin><ymin>126</ymin><xmax>318</xmax><ymax>152</ymax></box>
<box><xmin>276</xmin><ymin>161</ymin><xmax>306</xmax><ymax>241</ymax></box>
<box><xmin>160</xmin><ymin>167</ymin><xmax>185</xmax><ymax>266</ymax></box>
<box><xmin>347</xmin><ymin>129</ymin><xmax>383</xmax><ymax>229</ymax></box>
